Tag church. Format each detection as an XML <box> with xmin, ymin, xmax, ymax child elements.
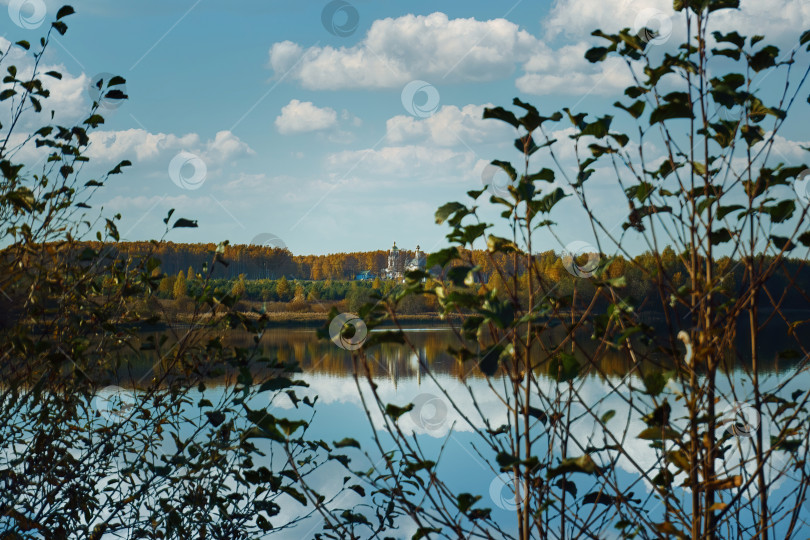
<box><xmin>381</xmin><ymin>242</ymin><xmax>426</xmax><ymax>280</ymax></box>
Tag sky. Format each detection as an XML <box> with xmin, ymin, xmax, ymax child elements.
<box><xmin>1</xmin><ymin>0</ymin><xmax>809</xmax><ymax>257</ymax></box>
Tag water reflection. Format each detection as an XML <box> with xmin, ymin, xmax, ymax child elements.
<box><xmin>213</xmin><ymin>324</ymin><xmax>801</xmax><ymax>380</ymax></box>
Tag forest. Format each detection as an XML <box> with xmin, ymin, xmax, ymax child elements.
<box><xmin>90</xmin><ymin>241</ymin><xmax>810</xmax><ymax>314</ymax></box>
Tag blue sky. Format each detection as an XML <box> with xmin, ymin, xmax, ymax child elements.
<box><xmin>2</xmin><ymin>0</ymin><xmax>809</xmax><ymax>256</ymax></box>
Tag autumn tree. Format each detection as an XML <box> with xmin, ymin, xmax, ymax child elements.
<box><xmin>173</xmin><ymin>270</ymin><xmax>187</xmax><ymax>299</ymax></box>
<box><xmin>276</xmin><ymin>276</ymin><xmax>291</xmax><ymax>301</ymax></box>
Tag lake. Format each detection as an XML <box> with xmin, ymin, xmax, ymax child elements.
<box><xmin>119</xmin><ymin>325</ymin><xmax>810</xmax><ymax>538</ymax></box>
<box><xmin>8</xmin><ymin>325</ymin><xmax>808</xmax><ymax>538</ymax></box>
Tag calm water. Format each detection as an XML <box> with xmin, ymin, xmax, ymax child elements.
<box><xmin>168</xmin><ymin>326</ymin><xmax>810</xmax><ymax>538</ymax></box>
<box><xmin>10</xmin><ymin>326</ymin><xmax>807</xmax><ymax>538</ymax></box>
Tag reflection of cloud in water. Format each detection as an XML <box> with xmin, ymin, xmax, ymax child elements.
<box><xmin>294</xmin><ymin>367</ymin><xmax>808</xmax><ymax>500</ymax></box>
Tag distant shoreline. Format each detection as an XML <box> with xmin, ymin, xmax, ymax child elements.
<box><xmin>139</xmin><ymin>311</ymin><xmax>463</xmax><ymax>331</ymax></box>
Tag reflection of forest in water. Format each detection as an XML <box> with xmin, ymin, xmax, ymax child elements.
<box><xmin>216</xmin><ymin>317</ymin><xmax>805</xmax><ymax>381</ymax></box>
<box><xmin>120</xmin><ymin>315</ymin><xmax>807</xmax><ymax>385</ymax></box>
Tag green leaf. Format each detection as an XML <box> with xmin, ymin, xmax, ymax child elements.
<box><xmin>765</xmin><ymin>199</ymin><xmax>795</xmax><ymax>223</ymax></box>
<box><xmin>643</xmin><ymin>371</ymin><xmax>673</xmax><ymax>397</ymax></box>
<box><xmin>333</xmin><ymin>438</ymin><xmax>361</xmax><ymax>449</ymax></box>
<box><xmin>385</xmin><ymin>403</ymin><xmax>414</xmax><ymax>420</ymax></box>
<box><xmin>435</xmin><ymin>202</ymin><xmax>466</xmax><ymax>224</ymax></box>
<box><xmin>84</xmin><ymin>114</ymin><xmax>105</xmax><ymax>128</ymax></box>
<box><xmin>486</xmin><ymin>235</ymin><xmax>518</xmax><ymax>253</ymax></box>
<box><xmin>426</xmin><ymin>246</ymin><xmax>459</xmax><ymax>268</ymax></box>
<box><xmin>710</xmin><ymin>228</ymin><xmax>733</xmax><ymax>245</ymax></box>
<box><xmin>601</xmin><ymin>410</ymin><xmax>616</xmax><ymax>423</ymax></box>
<box><xmin>800</xmin><ymin>30</ymin><xmax>810</xmax><ymax>49</ymax></box>
<box><xmin>258</xmin><ymin>377</ymin><xmax>306</xmax><ymax>392</ymax></box>
<box><xmin>770</xmin><ymin>235</ymin><xmax>795</xmax><ymax>251</ymax></box>
<box><xmin>413</xmin><ymin>527</ymin><xmax>443</xmax><ymax>539</ymax></box>
<box><xmin>650</xmin><ymin>92</ymin><xmax>694</xmax><ymax>124</ymax></box>
<box><xmin>109</xmin><ymin>160</ymin><xmax>132</xmax><ymax>174</ymax></box>
<box><xmin>172</xmin><ymin>218</ymin><xmax>198</xmax><ymax>229</ymax></box>
<box><xmin>479</xmin><ymin>345</ymin><xmax>505</xmax><ymax>376</ymax></box>
<box><xmin>514</xmin><ymin>134</ymin><xmax>539</xmax><ymax>155</ymax></box>
<box><xmin>205</xmin><ymin>411</ymin><xmax>226</xmax><ymax>427</ymax></box>
<box><xmin>496</xmin><ymin>452</ymin><xmax>520</xmax><ymax>470</ymax></box>
<box><xmin>547</xmin><ymin>455</ymin><xmax>599</xmax><ymax>478</ymax></box>
<box><xmin>614</xmin><ymin>100</ymin><xmax>645</xmax><ymax>119</ymax></box>
<box><xmin>548</xmin><ymin>353</ymin><xmax>580</xmax><ymax>382</ymax></box>
<box><xmin>56</xmin><ymin>5</ymin><xmax>75</xmax><ymax>19</ymax></box>
<box><xmin>51</xmin><ymin>21</ymin><xmax>68</xmax><ymax>35</ymax></box>
<box><xmin>712</xmin><ymin>30</ymin><xmax>745</xmax><ymax>48</ymax></box>
<box><xmin>527</xmin><ymin>168</ymin><xmax>555</xmax><ymax>182</ymax></box>
<box><xmin>580</xmin><ymin>115</ymin><xmax>613</xmax><ymax>138</ymax></box>
<box><xmin>456</xmin><ymin>493</ymin><xmax>481</xmax><ymax>513</ymax></box>
<box><xmin>490</xmin><ymin>159</ymin><xmax>517</xmax><ymax>181</ymax></box>
<box><xmin>585</xmin><ymin>46</ymin><xmax>609</xmax><ymax>63</ymax></box>
<box><xmin>749</xmin><ymin>45</ymin><xmax>779</xmax><ymax>72</ymax></box>
<box><xmin>483</xmin><ymin>106</ymin><xmax>520</xmax><ymax>128</ymax></box>
<box><xmin>638</xmin><ymin>426</ymin><xmax>681</xmax><ymax>440</ymax></box>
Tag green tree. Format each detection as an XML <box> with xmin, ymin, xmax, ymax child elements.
<box><xmin>231</xmin><ymin>273</ymin><xmax>246</xmax><ymax>297</ymax></box>
<box><xmin>276</xmin><ymin>275</ymin><xmax>291</xmax><ymax>301</ymax></box>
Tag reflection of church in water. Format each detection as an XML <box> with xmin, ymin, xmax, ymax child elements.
<box><xmin>382</xmin><ymin>241</ymin><xmax>426</xmax><ymax>280</ymax></box>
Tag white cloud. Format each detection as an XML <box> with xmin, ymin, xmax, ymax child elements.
<box><xmin>264</xmin><ymin>10</ymin><xmax>652</xmax><ymax>96</ymax></box>
<box><xmin>544</xmin><ymin>0</ymin><xmax>809</xmax><ymax>47</ymax></box>
<box><xmin>275</xmin><ymin>99</ymin><xmax>338</xmax><ymax>134</ymax></box>
<box><xmin>517</xmin><ymin>43</ymin><xmax>634</xmax><ymax>96</ymax></box>
<box><xmin>544</xmin><ymin>0</ymin><xmax>671</xmax><ymax>39</ymax></box>
<box><xmin>268</xmin><ymin>12</ymin><xmax>538</xmax><ymax>90</ymax></box>
<box><xmin>325</xmin><ymin>145</ymin><xmax>477</xmax><ymax>182</ymax></box>
<box><xmin>0</xmin><ymin>37</ymin><xmax>90</xmax><ymax>127</ymax></box>
<box><xmin>86</xmin><ymin>129</ymin><xmax>253</xmax><ymax>165</ymax></box>
<box><xmin>386</xmin><ymin>103</ymin><xmax>513</xmax><ymax>146</ymax></box>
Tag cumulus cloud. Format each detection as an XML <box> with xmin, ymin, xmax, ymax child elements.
<box><xmin>86</xmin><ymin>129</ymin><xmax>253</xmax><ymax>165</ymax></box>
<box><xmin>386</xmin><ymin>103</ymin><xmax>514</xmax><ymax>146</ymax></box>
<box><xmin>325</xmin><ymin>145</ymin><xmax>477</xmax><ymax>182</ymax></box>
<box><xmin>544</xmin><ymin>0</ymin><xmax>809</xmax><ymax>47</ymax></box>
<box><xmin>517</xmin><ymin>42</ymin><xmax>634</xmax><ymax>96</ymax></box>
<box><xmin>275</xmin><ymin>99</ymin><xmax>338</xmax><ymax>134</ymax></box>
<box><xmin>266</xmin><ymin>11</ymin><xmax>639</xmax><ymax>96</ymax></box>
<box><xmin>0</xmin><ymin>37</ymin><xmax>90</xmax><ymax>127</ymax></box>
<box><xmin>268</xmin><ymin>12</ymin><xmax>538</xmax><ymax>90</ymax></box>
